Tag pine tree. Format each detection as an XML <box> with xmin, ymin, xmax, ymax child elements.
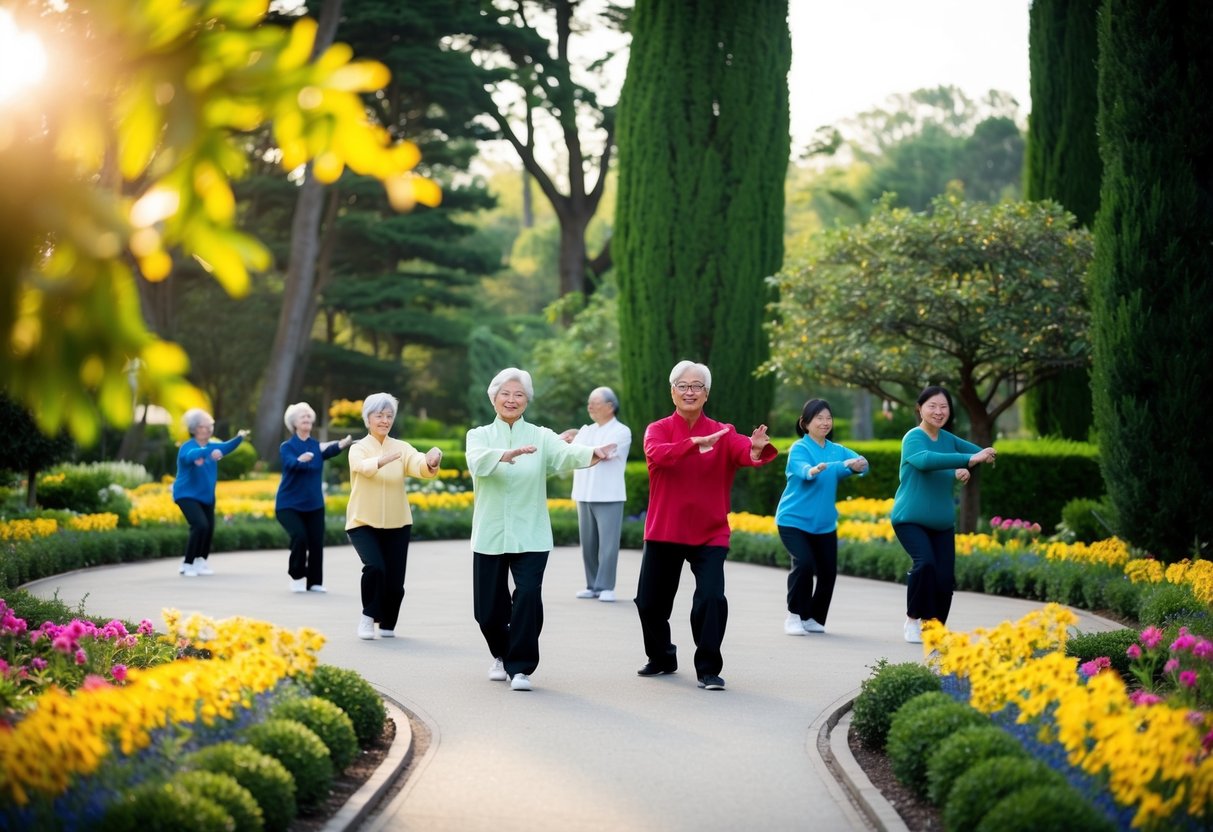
<box><xmin>615</xmin><ymin>0</ymin><xmax>790</xmax><ymax>432</ymax></box>
<box><xmin>1023</xmin><ymin>0</ymin><xmax>1102</xmax><ymax>440</ymax></box>
<box><xmin>1091</xmin><ymin>0</ymin><xmax>1213</xmax><ymax>561</ymax></box>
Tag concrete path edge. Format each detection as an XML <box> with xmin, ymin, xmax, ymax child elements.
<box><xmin>322</xmin><ymin>694</ymin><xmax>415</xmax><ymax>832</ymax></box>
<box><xmin>814</xmin><ymin>691</ymin><xmax>909</xmax><ymax>832</ymax></box>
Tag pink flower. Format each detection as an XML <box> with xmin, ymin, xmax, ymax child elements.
<box><xmin>74</xmin><ymin>648</ymin><xmax>88</xmax><ymax>665</ymax></box>
<box><xmin>1172</xmin><ymin>630</ymin><xmax>1197</xmax><ymax>652</ymax></box>
<box><xmin>0</xmin><ymin>658</ymin><xmax>7</xmax><ymax>674</ymax></box>
<box><xmin>111</xmin><ymin>664</ymin><xmax>128</xmax><ymax>683</ymax></box>
<box><xmin>1127</xmin><ymin>644</ymin><xmax>1142</xmax><ymax>659</ymax></box>
<box><xmin>137</xmin><ymin>619</ymin><xmax>154</xmax><ymax>635</ymax></box>
<box><xmin>1187</xmin><ymin>711</ymin><xmax>1206</xmax><ymax>725</ymax></box>
<box><xmin>990</xmin><ymin>516</ymin><xmax>1003</xmax><ymax>527</ymax></box>
<box><xmin>52</xmin><ymin>635</ymin><xmax>74</xmax><ymax>654</ymax></box>
<box><xmin>1204</xmin><ymin>730</ymin><xmax>1213</xmax><ymax>753</ymax></box>
<box><xmin>1012</xmin><ymin>519</ymin><xmax>1026</xmax><ymax>529</ymax></box>
<box><xmin>1130</xmin><ymin>691</ymin><xmax>1164</xmax><ymax>706</ymax></box>
<box><xmin>1165</xmin><ymin>659</ymin><xmax>1181</xmax><ymax>673</ymax></box>
<box><xmin>31</xmin><ymin>657</ymin><xmax>47</xmax><ymax>670</ymax></box>
<box><xmin>1140</xmin><ymin>627</ymin><xmax>1165</xmax><ymax>649</ymax></box>
<box><xmin>1000</xmin><ymin>518</ymin><xmax>1015</xmax><ymax>529</ymax></box>
<box><xmin>1080</xmin><ymin>658</ymin><xmax>1110</xmax><ymax>677</ymax></box>
<box><xmin>1181</xmin><ymin>670</ymin><xmax>1200</xmax><ymax>688</ymax></box>
<box><xmin>1194</xmin><ymin>640</ymin><xmax>1213</xmax><ymax>660</ymax></box>
<box><xmin>81</xmin><ymin>674</ymin><xmax>109</xmax><ymax>691</ymax></box>
<box><xmin>1030</xmin><ymin>523</ymin><xmax>1042</xmax><ymax>533</ymax></box>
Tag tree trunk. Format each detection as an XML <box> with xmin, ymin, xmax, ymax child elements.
<box><xmin>851</xmin><ymin>390</ymin><xmax>873</xmax><ymax>440</ymax></box>
<box><xmin>251</xmin><ymin>0</ymin><xmax>343</xmax><ymax>460</ymax></box>
<box><xmin>959</xmin><ymin>407</ymin><xmax>996</xmax><ymax>534</ymax></box>
<box><xmin>557</xmin><ymin>213</ymin><xmax>591</xmax><ymax>298</ymax></box>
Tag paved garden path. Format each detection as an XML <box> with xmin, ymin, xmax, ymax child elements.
<box><xmin>26</xmin><ymin>542</ymin><xmax>1120</xmax><ymax>832</ymax></box>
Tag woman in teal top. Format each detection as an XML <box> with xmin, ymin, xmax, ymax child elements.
<box><xmin>775</xmin><ymin>399</ymin><xmax>867</xmax><ymax>636</ymax></box>
<box><xmin>892</xmin><ymin>386</ymin><xmax>996</xmax><ymax>643</ymax></box>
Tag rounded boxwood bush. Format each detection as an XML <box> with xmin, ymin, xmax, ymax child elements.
<box><xmin>850</xmin><ymin>660</ymin><xmax>942</xmax><ymax>750</ymax></box>
<box><xmin>99</xmin><ymin>781</ymin><xmax>232</xmax><ymax>832</ymax></box>
<box><xmin>244</xmin><ymin>718</ymin><xmax>334</xmax><ymax>809</ymax></box>
<box><xmin>1065</xmin><ymin>628</ymin><xmax>1139</xmax><ymax>679</ymax></box>
<box><xmin>176</xmin><ymin>770</ymin><xmax>264</xmax><ymax>832</ymax></box>
<box><xmin>1139</xmin><ymin>583</ymin><xmax>1205</xmax><ymax>627</ymax></box>
<box><xmin>187</xmin><ymin>742</ymin><xmax>296</xmax><ymax>832</ymax></box>
<box><xmin>944</xmin><ymin>755</ymin><xmax>1067</xmax><ymax>832</ymax></box>
<box><xmin>272</xmin><ymin>695</ymin><xmax>359</xmax><ymax>772</ymax></box>
<box><xmin>887</xmin><ymin>700</ymin><xmax>989</xmax><ymax>797</ymax></box>
<box><xmin>926</xmin><ymin>724</ymin><xmax>1027</xmax><ymax>805</ymax></box>
<box><xmin>305</xmin><ymin>664</ymin><xmax>386</xmax><ymax>747</ymax></box>
<box><xmin>975</xmin><ymin>783</ymin><xmax>1115</xmax><ymax>832</ymax></box>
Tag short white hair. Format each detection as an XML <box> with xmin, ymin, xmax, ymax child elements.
<box><xmin>668</xmin><ymin>360</ymin><xmax>711</xmax><ymax>391</ymax></box>
<box><xmin>361</xmin><ymin>393</ymin><xmax>399</xmax><ymax>427</ymax></box>
<box><xmin>183</xmin><ymin>408</ymin><xmax>214</xmax><ymax>435</ymax></box>
<box><xmin>283</xmin><ymin>402</ymin><xmax>316</xmax><ymax>432</ymax></box>
<box><xmin>487</xmin><ymin>368</ymin><xmax>534</xmax><ymax>403</ymax></box>
<box><xmin>590</xmin><ymin>386</ymin><xmax>619</xmax><ymax>414</ymax></box>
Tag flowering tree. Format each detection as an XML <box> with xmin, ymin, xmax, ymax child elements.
<box><xmin>764</xmin><ymin>195</ymin><xmax>1093</xmax><ymax>529</ymax></box>
<box><xmin>0</xmin><ymin>0</ymin><xmax>438</xmax><ymax>445</ymax></box>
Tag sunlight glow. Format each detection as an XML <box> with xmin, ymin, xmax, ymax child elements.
<box><xmin>0</xmin><ymin>10</ymin><xmax>48</xmax><ymax>103</ymax></box>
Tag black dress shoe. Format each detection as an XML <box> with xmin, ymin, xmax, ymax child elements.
<box><xmin>636</xmin><ymin>660</ymin><xmax>677</xmax><ymax>676</ymax></box>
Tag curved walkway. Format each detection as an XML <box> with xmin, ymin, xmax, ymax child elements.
<box><xmin>24</xmin><ymin>542</ymin><xmax>1120</xmax><ymax>831</ymax></box>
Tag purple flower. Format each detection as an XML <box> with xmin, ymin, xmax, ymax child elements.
<box><xmin>1180</xmin><ymin>670</ymin><xmax>1199</xmax><ymax>688</ymax></box>
<box><xmin>137</xmin><ymin>620</ymin><xmax>154</xmax><ymax>635</ymax></box>
<box><xmin>31</xmin><ymin>657</ymin><xmax>47</xmax><ymax>670</ymax></box>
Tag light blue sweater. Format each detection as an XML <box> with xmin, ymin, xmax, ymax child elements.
<box><xmin>775</xmin><ymin>437</ymin><xmax>865</xmax><ymax>534</ymax></box>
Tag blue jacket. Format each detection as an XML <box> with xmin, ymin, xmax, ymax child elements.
<box><xmin>172</xmin><ymin>435</ymin><xmax>244</xmax><ymax>505</ymax></box>
<box><xmin>277</xmin><ymin>435</ymin><xmax>346</xmax><ymax>512</ymax></box>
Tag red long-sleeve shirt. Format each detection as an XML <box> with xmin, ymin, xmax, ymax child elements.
<box><xmin>643</xmin><ymin>412</ymin><xmax>778</xmax><ymax>547</ymax></box>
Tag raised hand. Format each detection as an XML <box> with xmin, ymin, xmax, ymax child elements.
<box><xmin>502</xmin><ymin>445</ymin><xmax>537</xmax><ymax>464</ymax></box>
<box><xmin>810</xmin><ymin>462</ymin><xmax>829</xmax><ymax>477</ymax></box>
<box><xmin>237</xmin><ymin>429</ymin><xmax>251</xmax><ymax>440</ymax></box>
<box><xmin>210</xmin><ymin>449</ymin><xmax>223</xmax><ymax>461</ymax></box>
<box><xmin>377</xmin><ymin>450</ymin><xmax>403</xmax><ymax>468</ymax></box>
<box><xmin>847</xmin><ymin>456</ymin><xmax>869</xmax><ymax>473</ymax></box>
<box><xmin>558</xmin><ymin>428</ymin><xmax>579</xmax><ymax>443</ymax></box>
<box><xmin>425</xmin><ymin>447</ymin><xmax>443</xmax><ymax>469</ymax></box>
<box><xmin>298</xmin><ymin>451</ymin><xmax>315</xmax><ymax>463</ymax></box>
<box><xmin>691</xmin><ymin>428</ymin><xmax>729</xmax><ymax>451</ymax></box>
<box><xmin>338</xmin><ymin>435</ymin><xmax>353</xmax><ymax>449</ymax></box>
<box><xmin>969</xmin><ymin>447</ymin><xmax>997</xmax><ymax>467</ymax></box>
<box><xmin>593</xmin><ymin>443</ymin><xmax>617</xmax><ymax>460</ymax></box>
<box><xmin>749</xmin><ymin>424</ymin><xmax>771</xmax><ymax>453</ymax></box>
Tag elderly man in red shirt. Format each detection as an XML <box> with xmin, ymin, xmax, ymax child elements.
<box><xmin>635</xmin><ymin>360</ymin><xmax>778</xmax><ymax>691</ymax></box>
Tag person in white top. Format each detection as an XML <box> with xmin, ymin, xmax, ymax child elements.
<box><xmin>561</xmin><ymin>387</ymin><xmax>632</xmax><ymax>602</ymax></box>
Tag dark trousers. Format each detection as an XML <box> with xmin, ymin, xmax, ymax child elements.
<box><xmin>634</xmin><ymin>541</ymin><xmax>729</xmax><ymax>678</ymax></box>
<box><xmin>473</xmin><ymin>551</ymin><xmax>549</xmax><ymax>676</ymax></box>
<box><xmin>175</xmin><ymin>499</ymin><xmax>215</xmax><ymax>564</ymax></box>
<box><xmin>347</xmin><ymin>525</ymin><xmax>411</xmax><ymax>631</ymax></box>
<box><xmin>277</xmin><ymin>508</ymin><xmax>326</xmax><ymax>587</ymax></box>
<box><xmin>778</xmin><ymin>526</ymin><xmax>838</xmax><ymax>625</ymax></box>
<box><xmin>894</xmin><ymin>522</ymin><xmax>956</xmax><ymax>623</ymax></box>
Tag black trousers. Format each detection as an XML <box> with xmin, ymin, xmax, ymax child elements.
<box><xmin>473</xmin><ymin>551</ymin><xmax>549</xmax><ymax>677</ymax></box>
<box><xmin>277</xmin><ymin>507</ymin><xmax>326</xmax><ymax>588</ymax></box>
<box><xmin>778</xmin><ymin>526</ymin><xmax>838</xmax><ymax>625</ymax></box>
<box><xmin>634</xmin><ymin>541</ymin><xmax>729</xmax><ymax>678</ymax></box>
<box><xmin>894</xmin><ymin>522</ymin><xmax>956</xmax><ymax>624</ymax></box>
<box><xmin>347</xmin><ymin>525</ymin><xmax>412</xmax><ymax>631</ymax></box>
<box><xmin>175</xmin><ymin>499</ymin><xmax>215</xmax><ymax>564</ymax></box>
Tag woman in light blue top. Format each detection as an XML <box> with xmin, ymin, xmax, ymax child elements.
<box><xmin>775</xmin><ymin>399</ymin><xmax>867</xmax><ymax>636</ymax></box>
<box><xmin>172</xmin><ymin>408</ymin><xmax>249</xmax><ymax>577</ymax></box>
<box><xmin>892</xmin><ymin>386</ymin><xmax>996</xmax><ymax>643</ymax></box>
<box><xmin>466</xmin><ymin>368</ymin><xmax>617</xmax><ymax>692</ymax></box>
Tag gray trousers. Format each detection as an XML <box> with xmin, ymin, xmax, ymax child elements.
<box><xmin>577</xmin><ymin>501</ymin><xmax>625</xmax><ymax>592</ymax></box>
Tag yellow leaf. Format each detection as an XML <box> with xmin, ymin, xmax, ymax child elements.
<box><xmin>412</xmin><ymin>176</ymin><xmax>442</xmax><ymax>208</ymax></box>
<box><xmin>328</xmin><ymin>60</ymin><xmax>391</xmax><ymax>92</ymax></box>
<box><xmin>313</xmin><ymin>152</ymin><xmax>344</xmax><ymax>183</ymax></box>
<box><xmin>278</xmin><ymin>18</ymin><xmax>317</xmax><ymax>71</ymax></box>
<box><xmin>116</xmin><ymin>80</ymin><xmax>162</xmax><ymax>180</ymax></box>
<box><xmin>142</xmin><ymin>340</ymin><xmax>191</xmax><ymax>375</ymax></box>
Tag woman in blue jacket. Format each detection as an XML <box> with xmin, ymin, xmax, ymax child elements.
<box><xmin>277</xmin><ymin>402</ymin><xmax>352</xmax><ymax>593</ymax></box>
<box><xmin>892</xmin><ymin>386</ymin><xmax>996</xmax><ymax>643</ymax></box>
<box><xmin>775</xmin><ymin>399</ymin><xmax>867</xmax><ymax>636</ymax></box>
<box><xmin>172</xmin><ymin>408</ymin><xmax>248</xmax><ymax>577</ymax></box>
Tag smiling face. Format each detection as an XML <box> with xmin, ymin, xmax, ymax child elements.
<box><xmin>918</xmin><ymin>393</ymin><xmax>950</xmax><ymax>432</ymax></box>
<box><xmin>670</xmin><ymin>372</ymin><xmax>708</xmax><ymax>420</ymax></box>
<box><xmin>805</xmin><ymin>407</ymin><xmax>833</xmax><ymax>443</ymax></box>
<box><xmin>586</xmin><ymin>392</ymin><xmax>613</xmax><ymax>425</ymax></box>
<box><xmin>294</xmin><ymin>410</ymin><xmax>315</xmax><ymax>437</ymax></box>
<box><xmin>191</xmin><ymin>416</ymin><xmax>215</xmax><ymax>443</ymax></box>
<box><xmin>494</xmin><ymin>380</ymin><xmax>529</xmax><ymax>424</ymax></box>
<box><xmin>367</xmin><ymin>408</ymin><xmax>395</xmax><ymax>441</ymax></box>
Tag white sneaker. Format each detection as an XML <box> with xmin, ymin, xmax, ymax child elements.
<box><xmin>804</xmin><ymin>618</ymin><xmax>826</xmax><ymax>634</ymax></box>
<box><xmin>904</xmin><ymin>618</ymin><xmax>923</xmax><ymax>644</ymax></box>
<box><xmin>489</xmin><ymin>658</ymin><xmax>507</xmax><ymax>681</ymax></box>
<box><xmin>575</xmin><ymin>589</ymin><xmax>598</xmax><ymax>599</ymax></box>
<box><xmin>598</xmin><ymin>590</ymin><xmax>616</xmax><ymax>602</ymax></box>
<box><xmin>291</xmin><ymin>578</ymin><xmax>307</xmax><ymax>593</ymax></box>
<box><xmin>307</xmin><ymin>585</ymin><xmax>327</xmax><ymax>593</ymax></box>
<box><xmin>784</xmin><ymin>612</ymin><xmax>806</xmax><ymax>636</ymax></box>
<box><xmin>181</xmin><ymin>563</ymin><xmax>199</xmax><ymax>578</ymax></box>
<box><xmin>195</xmin><ymin>558</ymin><xmax>214</xmax><ymax>575</ymax></box>
<box><xmin>379</xmin><ymin>629</ymin><xmax>396</xmax><ymax>638</ymax></box>
<box><xmin>510</xmin><ymin>673</ymin><xmax>533</xmax><ymax>691</ymax></box>
<box><xmin>178</xmin><ymin>562</ymin><xmax>186</xmax><ymax>574</ymax></box>
<box><xmin>357</xmin><ymin>615</ymin><xmax>375</xmax><ymax>640</ymax></box>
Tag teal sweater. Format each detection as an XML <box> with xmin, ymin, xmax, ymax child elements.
<box><xmin>890</xmin><ymin>427</ymin><xmax>979</xmax><ymax>530</ymax></box>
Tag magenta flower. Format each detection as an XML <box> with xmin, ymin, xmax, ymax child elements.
<box><xmin>1165</xmin><ymin>659</ymin><xmax>1181</xmax><ymax>673</ymax></box>
<box><xmin>51</xmin><ymin>634</ymin><xmax>74</xmax><ymax>654</ymax></box>
<box><xmin>137</xmin><ymin>620</ymin><xmax>154</xmax><ymax>635</ymax></box>
<box><xmin>990</xmin><ymin>516</ymin><xmax>1003</xmax><ymax>526</ymax></box>
<box><xmin>31</xmin><ymin>657</ymin><xmax>47</xmax><ymax>670</ymax></box>
<box><xmin>1194</xmin><ymin>640</ymin><xmax>1213</xmax><ymax>660</ymax></box>
<box><xmin>1127</xmin><ymin>644</ymin><xmax>1143</xmax><ymax>659</ymax></box>
<box><xmin>1204</xmin><ymin>730</ymin><xmax>1213</xmax><ymax>753</ymax></box>
<box><xmin>111</xmin><ymin>664</ymin><xmax>128</xmax><ymax>683</ymax></box>
<box><xmin>1181</xmin><ymin>670</ymin><xmax>1200</xmax><ymax>688</ymax></box>
<box><xmin>81</xmin><ymin>674</ymin><xmax>109</xmax><ymax>691</ymax></box>
<box><xmin>1140</xmin><ymin>626</ymin><xmax>1165</xmax><ymax>649</ymax></box>
<box><xmin>74</xmin><ymin>648</ymin><xmax>88</xmax><ymax>665</ymax></box>
<box><xmin>1172</xmin><ymin>629</ymin><xmax>1197</xmax><ymax>652</ymax></box>
<box><xmin>1080</xmin><ymin>657</ymin><xmax>1111</xmax><ymax>678</ymax></box>
<box><xmin>0</xmin><ymin>658</ymin><xmax>7</xmax><ymax>674</ymax></box>
<box><xmin>1130</xmin><ymin>691</ymin><xmax>1164</xmax><ymax>706</ymax></box>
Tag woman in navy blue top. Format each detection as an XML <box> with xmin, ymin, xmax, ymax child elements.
<box><xmin>774</xmin><ymin>399</ymin><xmax>867</xmax><ymax>635</ymax></box>
<box><xmin>276</xmin><ymin>402</ymin><xmax>352</xmax><ymax>593</ymax></box>
<box><xmin>172</xmin><ymin>408</ymin><xmax>249</xmax><ymax>577</ymax></box>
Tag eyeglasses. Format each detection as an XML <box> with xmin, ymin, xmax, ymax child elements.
<box><xmin>673</xmin><ymin>382</ymin><xmax>706</xmax><ymax>393</ymax></box>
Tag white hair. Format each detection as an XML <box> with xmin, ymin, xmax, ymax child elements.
<box><xmin>668</xmin><ymin>360</ymin><xmax>711</xmax><ymax>391</ymax></box>
<box><xmin>361</xmin><ymin>393</ymin><xmax>399</xmax><ymax>427</ymax></box>
<box><xmin>283</xmin><ymin>402</ymin><xmax>316</xmax><ymax>432</ymax></box>
<box><xmin>183</xmin><ymin>408</ymin><xmax>214</xmax><ymax>435</ymax></box>
<box><xmin>590</xmin><ymin>386</ymin><xmax>619</xmax><ymax>414</ymax></box>
<box><xmin>487</xmin><ymin>368</ymin><xmax>534</xmax><ymax>403</ymax></box>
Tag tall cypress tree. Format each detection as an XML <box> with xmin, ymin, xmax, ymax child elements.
<box><xmin>1091</xmin><ymin>1</ymin><xmax>1213</xmax><ymax>561</ymax></box>
<box><xmin>1023</xmin><ymin>0</ymin><xmax>1102</xmax><ymax>440</ymax></box>
<box><xmin>615</xmin><ymin>0</ymin><xmax>790</xmax><ymax>432</ymax></box>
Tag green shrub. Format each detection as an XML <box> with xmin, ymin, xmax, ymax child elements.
<box><xmin>243</xmin><ymin>719</ymin><xmax>334</xmax><ymax>808</ymax></box>
<box><xmin>37</xmin><ymin>464</ymin><xmax>133</xmax><ymax>523</ymax></box>
<box><xmin>217</xmin><ymin>441</ymin><xmax>258</xmax><ymax>480</ymax></box>
<box><xmin>186</xmin><ymin>742</ymin><xmax>296</xmax><ymax>832</ymax></box>
<box><xmin>305</xmin><ymin>664</ymin><xmax>386</xmax><ymax>747</ymax></box>
<box><xmin>850</xmin><ymin>661</ymin><xmax>942</xmax><ymax>750</ymax></box>
<box><xmin>889</xmin><ymin>690</ymin><xmax>956</xmax><ymax>723</ymax></box>
<box><xmin>175</xmin><ymin>770</ymin><xmax>264</xmax><ymax>832</ymax></box>
<box><xmin>886</xmin><ymin>700</ymin><xmax>988</xmax><ymax>797</ymax></box>
<box><xmin>1139</xmin><ymin>583</ymin><xmax>1205</xmax><ymax>627</ymax></box>
<box><xmin>272</xmin><ymin>696</ymin><xmax>359</xmax><ymax>771</ymax></box>
<box><xmin>99</xmin><ymin>781</ymin><xmax>233</xmax><ymax>832</ymax></box>
<box><xmin>974</xmin><ymin>783</ymin><xmax>1115</xmax><ymax>832</ymax></box>
<box><xmin>1059</xmin><ymin>496</ymin><xmax>1118</xmax><ymax>543</ymax></box>
<box><xmin>925</xmin><ymin>724</ymin><xmax>1027</xmax><ymax>805</ymax></box>
<box><xmin>1066</xmin><ymin>628</ymin><xmax>1139</xmax><ymax>679</ymax></box>
<box><xmin>943</xmin><ymin>755</ymin><xmax>1066</xmax><ymax>832</ymax></box>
